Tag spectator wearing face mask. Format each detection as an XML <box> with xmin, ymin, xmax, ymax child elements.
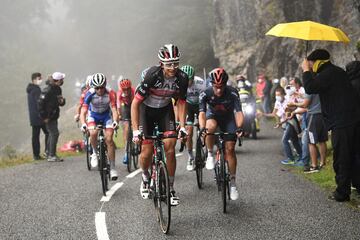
<box><xmin>27</xmin><ymin>72</ymin><xmax>49</xmax><ymax>160</ymax></box>
<box><xmin>302</xmin><ymin>49</ymin><xmax>360</xmax><ymax>201</ymax></box>
<box><xmin>38</xmin><ymin>72</ymin><xmax>66</xmax><ymax>162</ymax></box>
<box><xmin>270</xmin><ymin>78</ymin><xmax>280</xmax><ymax>106</ymax></box>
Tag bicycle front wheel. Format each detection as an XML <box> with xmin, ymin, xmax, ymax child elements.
<box><xmin>154</xmin><ymin>161</ymin><xmax>171</xmax><ymax>234</ymax></box>
<box><xmin>86</xmin><ymin>135</ymin><xmax>91</xmax><ymax>171</ymax></box>
<box><xmin>99</xmin><ymin>141</ymin><xmax>108</xmax><ymax>196</ymax></box>
<box><xmin>126</xmin><ymin>139</ymin><xmax>132</xmax><ymax>173</ymax></box>
<box><xmin>195</xmin><ymin>137</ymin><xmax>204</xmax><ymax>189</ymax></box>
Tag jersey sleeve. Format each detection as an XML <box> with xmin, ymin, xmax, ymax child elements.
<box><xmin>178</xmin><ymin>72</ymin><xmax>189</xmax><ymax>102</ymax></box>
<box><xmin>109</xmin><ymin>90</ymin><xmax>117</xmax><ymax>108</ymax></box>
<box><xmin>116</xmin><ymin>89</ymin><xmax>122</xmax><ymax>107</ymax></box>
<box><xmin>199</xmin><ymin>90</ymin><xmax>208</xmax><ymax>112</ymax></box>
<box><xmin>231</xmin><ymin>88</ymin><xmax>242</xmax><ymax>112</ymax></box>
<box><xmin>83</xmin><ymin>88</ymin><xmax>95</xmax><ymax>110</ymax></box>
<box><xmin>134</xmin><ymin>66</ymin><xmax>157</xmax><ymax>102</ymax></box>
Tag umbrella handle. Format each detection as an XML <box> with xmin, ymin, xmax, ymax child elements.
<box><xmin>305</xmin><ymin>41</ymin><xmax>309</xmax><ymax>57</ymax></box>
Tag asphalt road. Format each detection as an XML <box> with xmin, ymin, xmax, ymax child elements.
<box><xmin>1</xmin><ymin>121</ymin><xmax>360</xmax><ymax>240</ymax></box>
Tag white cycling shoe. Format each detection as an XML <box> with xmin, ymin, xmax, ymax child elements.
<box><xmin>186</xmin><ymin>157</ymin><xmax>195</xmax><ymax>171</ymax></box>
<box><xmin>230</xmin><ymin>186</ymin><xmax>239</xmax><ymax>200</ymax></box>
<box><xmin>140</xmin><ymin>180</ymin><xmax>150</xmax><ymax>199</ymax></box>
<box><xmin>170</xmin><ymin>191</ymin><xmax>180</xmax><ymax>206</ymax></box>
<box><xmin>205</xmin><ymin>155</ymin><xmax>215</xmax><ymax>170</ymax></box>
<box><xmin>90</xmin><ymin>153</ymin><xmax>98</xmax><ymax>168</ymax></box>
<box><xmin>110</xmin><ymin>169</ymin><xmax>118</xmax><ymax>181</ymax></box>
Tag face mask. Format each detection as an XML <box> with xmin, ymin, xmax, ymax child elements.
<box><xmin>286</xmin><ymin>88</ymin><xmax>295</xmax><ymax>96</ymax></box>
<box><xmin>37</xmin><ymin>79</ymin><xmax>43</xmax><ymax>85</ymax></box>
<box><xmin>275</xmin><ymin>96</ymin><xmax>282</xmax><ymax>102</ymax></box>
<box><xmin>290</xmin><ymin>86</ymin><xmax>296</xmax><ymax>92</ymax></box>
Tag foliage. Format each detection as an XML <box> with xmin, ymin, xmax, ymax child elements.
<box><xmin>1</xmin><ymin>144</ymin><xmax>17</xmax><ymax>159</ymax></box>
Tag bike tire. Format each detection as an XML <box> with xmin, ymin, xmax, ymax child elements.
<box><xmin>132</xmin><ymin>142</ymin><xmax>139</xmax><ymax>170</ymax></box>
<box><xmin>86</xmin><ymin>135</ymin><xmax>91</xmax><ymax>171</ymax></box>
<box><xmin>126</xmin><ymin>138</ymin><xmax>132</xmax><ymax>173</ymax></box>
<box><xmin>220</xmin><ymin>150</ymin><xmax>227</xmax><ymax>213</ymax></box>
<box><xmin>154</xmin><ymin>161</ymin><xmax>171</xmax><ymax>234</ymax></box>
<box><xmin>195</xmin><ymin>138</ymin><xmax>204</xmax><ymax>189</ymax></box>
<box><xmin>99</xmin><ymin>139</ymin><xmax>108</xmax><ymax>196</ymax></box>
<box><xmin>251</xmin><ymin>120</ymin><xmax>257</xmax><ymax>139</ymax></box>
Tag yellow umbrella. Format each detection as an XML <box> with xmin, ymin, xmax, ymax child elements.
<box><xmin>265</xmin><ymin>20</ymin><xmax>350</xmax><ymax>54</ymax></box>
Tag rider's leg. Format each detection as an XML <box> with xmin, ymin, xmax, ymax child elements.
<box><xmin>164</xmin><ymin>138</ymin><xmax>177</xmax><ymax>188</ymax></box>
<box><xmin>89</xmin><ymin>128</ymin><xmax>98</xmax><ymax>150</ymax></box>
<box><xmin>105</xmin><ymin>128</ymin><xmax>115</xmax><ymax>163</ymax></box>
<box><xmin>225</xmin><ymin>141</ymin><xmax>237</xmax><ymax>184</ymax></box>
<box><xmin>139</xmin><ymin>142</ymin><xmax>153</xmax><ymax>180</ymax></box>
<box><xmin>186</xmin><ymin>124</ymin><xmax>194</xmax><ymax>157</ymax></box>
<box><xmin>205</xmin><ymin>119</ymin><xmax>217</xmax><ymax>155</ymax></box>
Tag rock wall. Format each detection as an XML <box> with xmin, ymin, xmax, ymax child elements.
<box><xmin>211</xmin><ymin>0</ymin><xmax>360</xmax><ymax>82</ymax></box>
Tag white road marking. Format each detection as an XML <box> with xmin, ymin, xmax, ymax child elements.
<box><xmin>100</xmin><ymin>182</ymin><xmax>124</xmax><ymax>202</ymax></box>
<box><xmin>95</xmin><ymin>212</ymin><xmax>109</xmax><ymax>240</ymax></box>
<box><xmin>126</xmin><ymin>168</ymin><xmax>142</xmax><ymax>178</ymax></box>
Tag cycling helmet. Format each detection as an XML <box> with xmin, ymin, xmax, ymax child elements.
<box><xmin>119</xmin><ymin>78</ymin><xmax>131</xmax><ymax>89</ymax></box>
<box><xmin>209</xmin><ymin>68</ymin><xmax>228</xmax><ymax>86</ymax></box>
<box><xmin>158</xmin><ymin>44</ymin><xmax>180</xmax><ymax>63</ymax></box>
<box><xmin>180</xmin><ymin>65</ymin><xmax>195</xmax><ymax>79</ymax></box>
<box><xmin>92</xmin><ymin>73</ymin><xmax>106</xmax><ymax>87</ymax></box>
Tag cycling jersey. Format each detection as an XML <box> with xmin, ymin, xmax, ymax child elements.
<box><xmin>186</xmin><ymin>76</ymin><xmax>207</xmax><ymax>105</ymax></box>
<box><xmin>199</xmin><ymin>86</ymin><xmax>242</xmax><ymax>115</ymax></box>
<box><xmin>117</xmin><ymin>87</ymin><xmax>135</xmax><ymax>107</ymax></box>
<box><xmin>83</xmin><ymin>87</ymin><xmax>116</xmax><ymax>116</ymax></box>
<box><xmin>79</xmin><ymin>88</ymin><xmax>89</xmax><ymax>106</ymax></box>
<box><xmin>135</xmin><ymin>66</ymin><xmax>188</xmax><ymax>108</ymax></box>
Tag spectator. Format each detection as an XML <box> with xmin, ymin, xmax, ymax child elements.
<box><xmin>302</xmin><ymin>49</ymin><xmax>360</xmax><ymax>201</ymax></box>
<box><xmin>236</xmin><ymin>75</ymin><xmax>253</xmax><ymax>94</ymax></box>
<box><xmin>38</xmin><ymin>72</ymin><xmax>66</xmax><ymax>162</ymax></box>
<box><xmin>270</xmin><ymin>78</ymin><xmax>280</xmax><ymax>106</ymax></box>
<box><xmin>256</xmin><ymin>74</ymin><xmax>272</xmax><ymax>113</ymax></box>
<box><xmin>345</xmin><ymin>60</ymin><xmax>360</xmax><ymax>97</ymax></box>
<box><xmin>279</xmin><ymin>76</ymin><xmax>288</xmax><ymax>89</ymax></box>
<box><xmin>262</xmin><ymin>87</ymin><xmax>302</xmax><ymax>165</ymax></box>
<box><xmin>26</xmin><ymin>72</ymin><xmax>49</xmax><ymax>160</ymax></box>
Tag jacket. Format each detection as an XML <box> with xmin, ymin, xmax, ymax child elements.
<box><xmin>38</xmin><ymin>82</ymin><xmax>65</xmax><ymax>120</ymax></box>
<box><xmin>303</xmin><ymin>62</ymin><xmax>360</xmax><ymax>130</ymax></box>
<box><xmin>26</xmin><ymin>83</ymin><xmax>44</xmax><ymax>126</ymax></box>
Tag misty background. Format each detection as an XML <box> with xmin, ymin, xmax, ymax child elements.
<box><xmin>0</xmin><ymin>0</ymin><xmax>217</xmax><ymax>151</ymax></box>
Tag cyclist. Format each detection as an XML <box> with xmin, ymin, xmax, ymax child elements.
<box><xmin>80</xmin><ymin>73</ymin><xmax>119</xmax><ymax>180</ymax></box>
<box><xmin>74</xmin><ymin>75</ymin><xmax>93</xmax><ymax>122</ymax></box>
<box><xmin>180</xmin><ymin>65</ymin><xmax>207</xmax><ymax>171</ymax></box>
<box><xmin>199</xmin><ymin>67</ymin><xmax>244</xmax><ymax>200</ymax></box>
<box><xmin>131</xmin><ymin>44</ymin><xmax>188</xmax><ymax>206</ymax></box>
<box><xmin>117</xmin><ymin>78</ymin><xmax>135</xmax><ymax>164</ymax></box>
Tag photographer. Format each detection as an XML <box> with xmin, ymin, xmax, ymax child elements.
<box><xmin>38</xmin><ymin>72</ymin><xmax>66</xmax><ymax>162</ymax></box>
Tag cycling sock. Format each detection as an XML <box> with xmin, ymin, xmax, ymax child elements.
<box><xmin>169</xmin><ymin>176</ymin><xmax>175</xmax><ymax>190</ymax></box>
<box><xmin>230</xmin><ymin>174</ymin><xmax>236</xmax><ymax>187</ymax></box>
<box><xmin>142</xmin><ymin>170</ymin><xmax>149</xmax><ymax>182</ymax></box>
<box><xmin>110</xmin><ymin>160</ymin><xmax>115</xmax><ymax>169</ymax></box>
<box><xmin>187</xmin><ymin>150</ymin><xmax>194</xmax><ymax>159</ymax></box>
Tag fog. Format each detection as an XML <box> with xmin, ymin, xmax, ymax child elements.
<box><xmin>0</xmin><ymin>0</ymin><xmax>218</xmax><ymax>152</ymax></box>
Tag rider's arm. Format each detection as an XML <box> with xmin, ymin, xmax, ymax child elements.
<box><xmin>198</xmin><ymin>91</ymin><xmax>207</xmax><ymax>129</ymax></box>
<box><xmin>109</xmin><ymin>90</ymin><xmax>119</xmax><ymax>122</ymax></box>
<box><xmin>232</xmin><ymin>89</ymin><xmax>244</xmax><ymax>128</ymax></box>
<box><xmin>177</xmin><ymin>99</ymin><xmax>187</xmax><ymax>128</ymax></box>
<box><xmin>131</xmin><ymin>97</ymin><xmax>141</xmax><ymax>131</ymax></box>
<box><xmin>80</xmin><ymin>104</ymin><xmax>88</xmax><ymax>125</ymax></box>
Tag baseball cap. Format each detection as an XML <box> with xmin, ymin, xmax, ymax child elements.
<box><xmin>52</xmin><ymin>72</ymin><xmax>66</xmax><ymax>80</ymax></box>
<box><xmin>307</xmin><ymin>49</ymin><xmax>330</xmax><ymax>61</ymax></box>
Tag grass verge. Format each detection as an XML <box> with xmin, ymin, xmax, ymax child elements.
<box><xmin>289</xmin><ymin>140</ymin><xmax>360</xmax><ymax>209</ymax></box>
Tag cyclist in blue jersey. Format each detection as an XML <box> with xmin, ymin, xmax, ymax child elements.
<box><xmin>80</xmin><ymin>73</ymin><xmax>119</xmax><ymax>180</ymax></box>
<box><xmin>199</xmin><ymin>68</ymin><xmax>244</xmax><ymax>200</ymax></box>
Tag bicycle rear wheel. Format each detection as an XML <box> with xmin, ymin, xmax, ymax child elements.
<box><xmin>220</xmin><ymin>150</ymin><xmax>227</xmax><ymax>213</ymax></box>
<box><xmin>131</xmin><ymin>142</ymin><xmax>139</xmax><ymax>170</ymax></box>
<box><xmin>154</xmin><ymin>161</ymin><xmax>171</xmax><ymax>234</ymax></box>
<box><xmin>99</xmin><ymin>141</ymin><xmax>108</xmax><ymax>196</ymax></box>
<box><xmin>195</xmin><ymin>137</ymin><xmax>204</xmax><ymax>189</ymax></box>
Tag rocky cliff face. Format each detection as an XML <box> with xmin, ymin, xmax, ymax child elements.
<box><xmin>211</xmin><ymin>0</ymin><xmax>360</xmax><ymax>82</ymax></box>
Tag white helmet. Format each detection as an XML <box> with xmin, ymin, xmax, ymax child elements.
<box><xmin>92</xmin><ymin>73</ymin><xmax>106</xmax><ymax>87</ymax></box>
<box><xmin>158</xmin><ymin>44</ymin><xmax>180</xmax><ymax>63</ymax></box>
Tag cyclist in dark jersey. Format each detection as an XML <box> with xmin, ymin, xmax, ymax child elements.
<box><xmin>199</xmin><ymin>68</ymin><xmax>244</xmax><ymax>200</ymax></box>
<box><xmin>131</xmin><ymin>44</ymin><xmax>188</xmax><ymax>206</ymax></box>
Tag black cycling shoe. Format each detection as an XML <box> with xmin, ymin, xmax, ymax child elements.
<box><xmin>328</xmin><ymin>191</ymin><xmax>350</xmax><ymax>202</ymax></box>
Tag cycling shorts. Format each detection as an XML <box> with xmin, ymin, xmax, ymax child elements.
<box><xmin>87</xmin><ymin>111</ymin><xmax>113</xmax><ymax>129</ymax></box>
<box><xmin>139</xmin><ymin>103</ymin><xmax>176</xmax><ymax>141</ymax></box>
<box><xmin>206</xmin><ymin>112</ymin><xmax>237</xmax><ymax>142</ymax></box>
<box><xmin>186</xmin><ymin>103</ymin><xmax>199</xmax><ymax>125</ymax></box>
<box><xmin>308</xmin><ymin>113</ymin><xmax>328</xmax><ymax>144</ymax></box>
<box><xmin>119</xmin><ymin>103</ymin><xmax>131</xmax><ymax>121</ymax></box>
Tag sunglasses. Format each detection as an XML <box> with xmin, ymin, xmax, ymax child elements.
<box><xmin>95</xmin><ymin>86</ymin><xmax>105</xmax><ymax>90</ymax></box>
<box><xmin>163</xmin><ymin>62</ymin><xmax>179</xmax><ymax>69</ymax></box>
